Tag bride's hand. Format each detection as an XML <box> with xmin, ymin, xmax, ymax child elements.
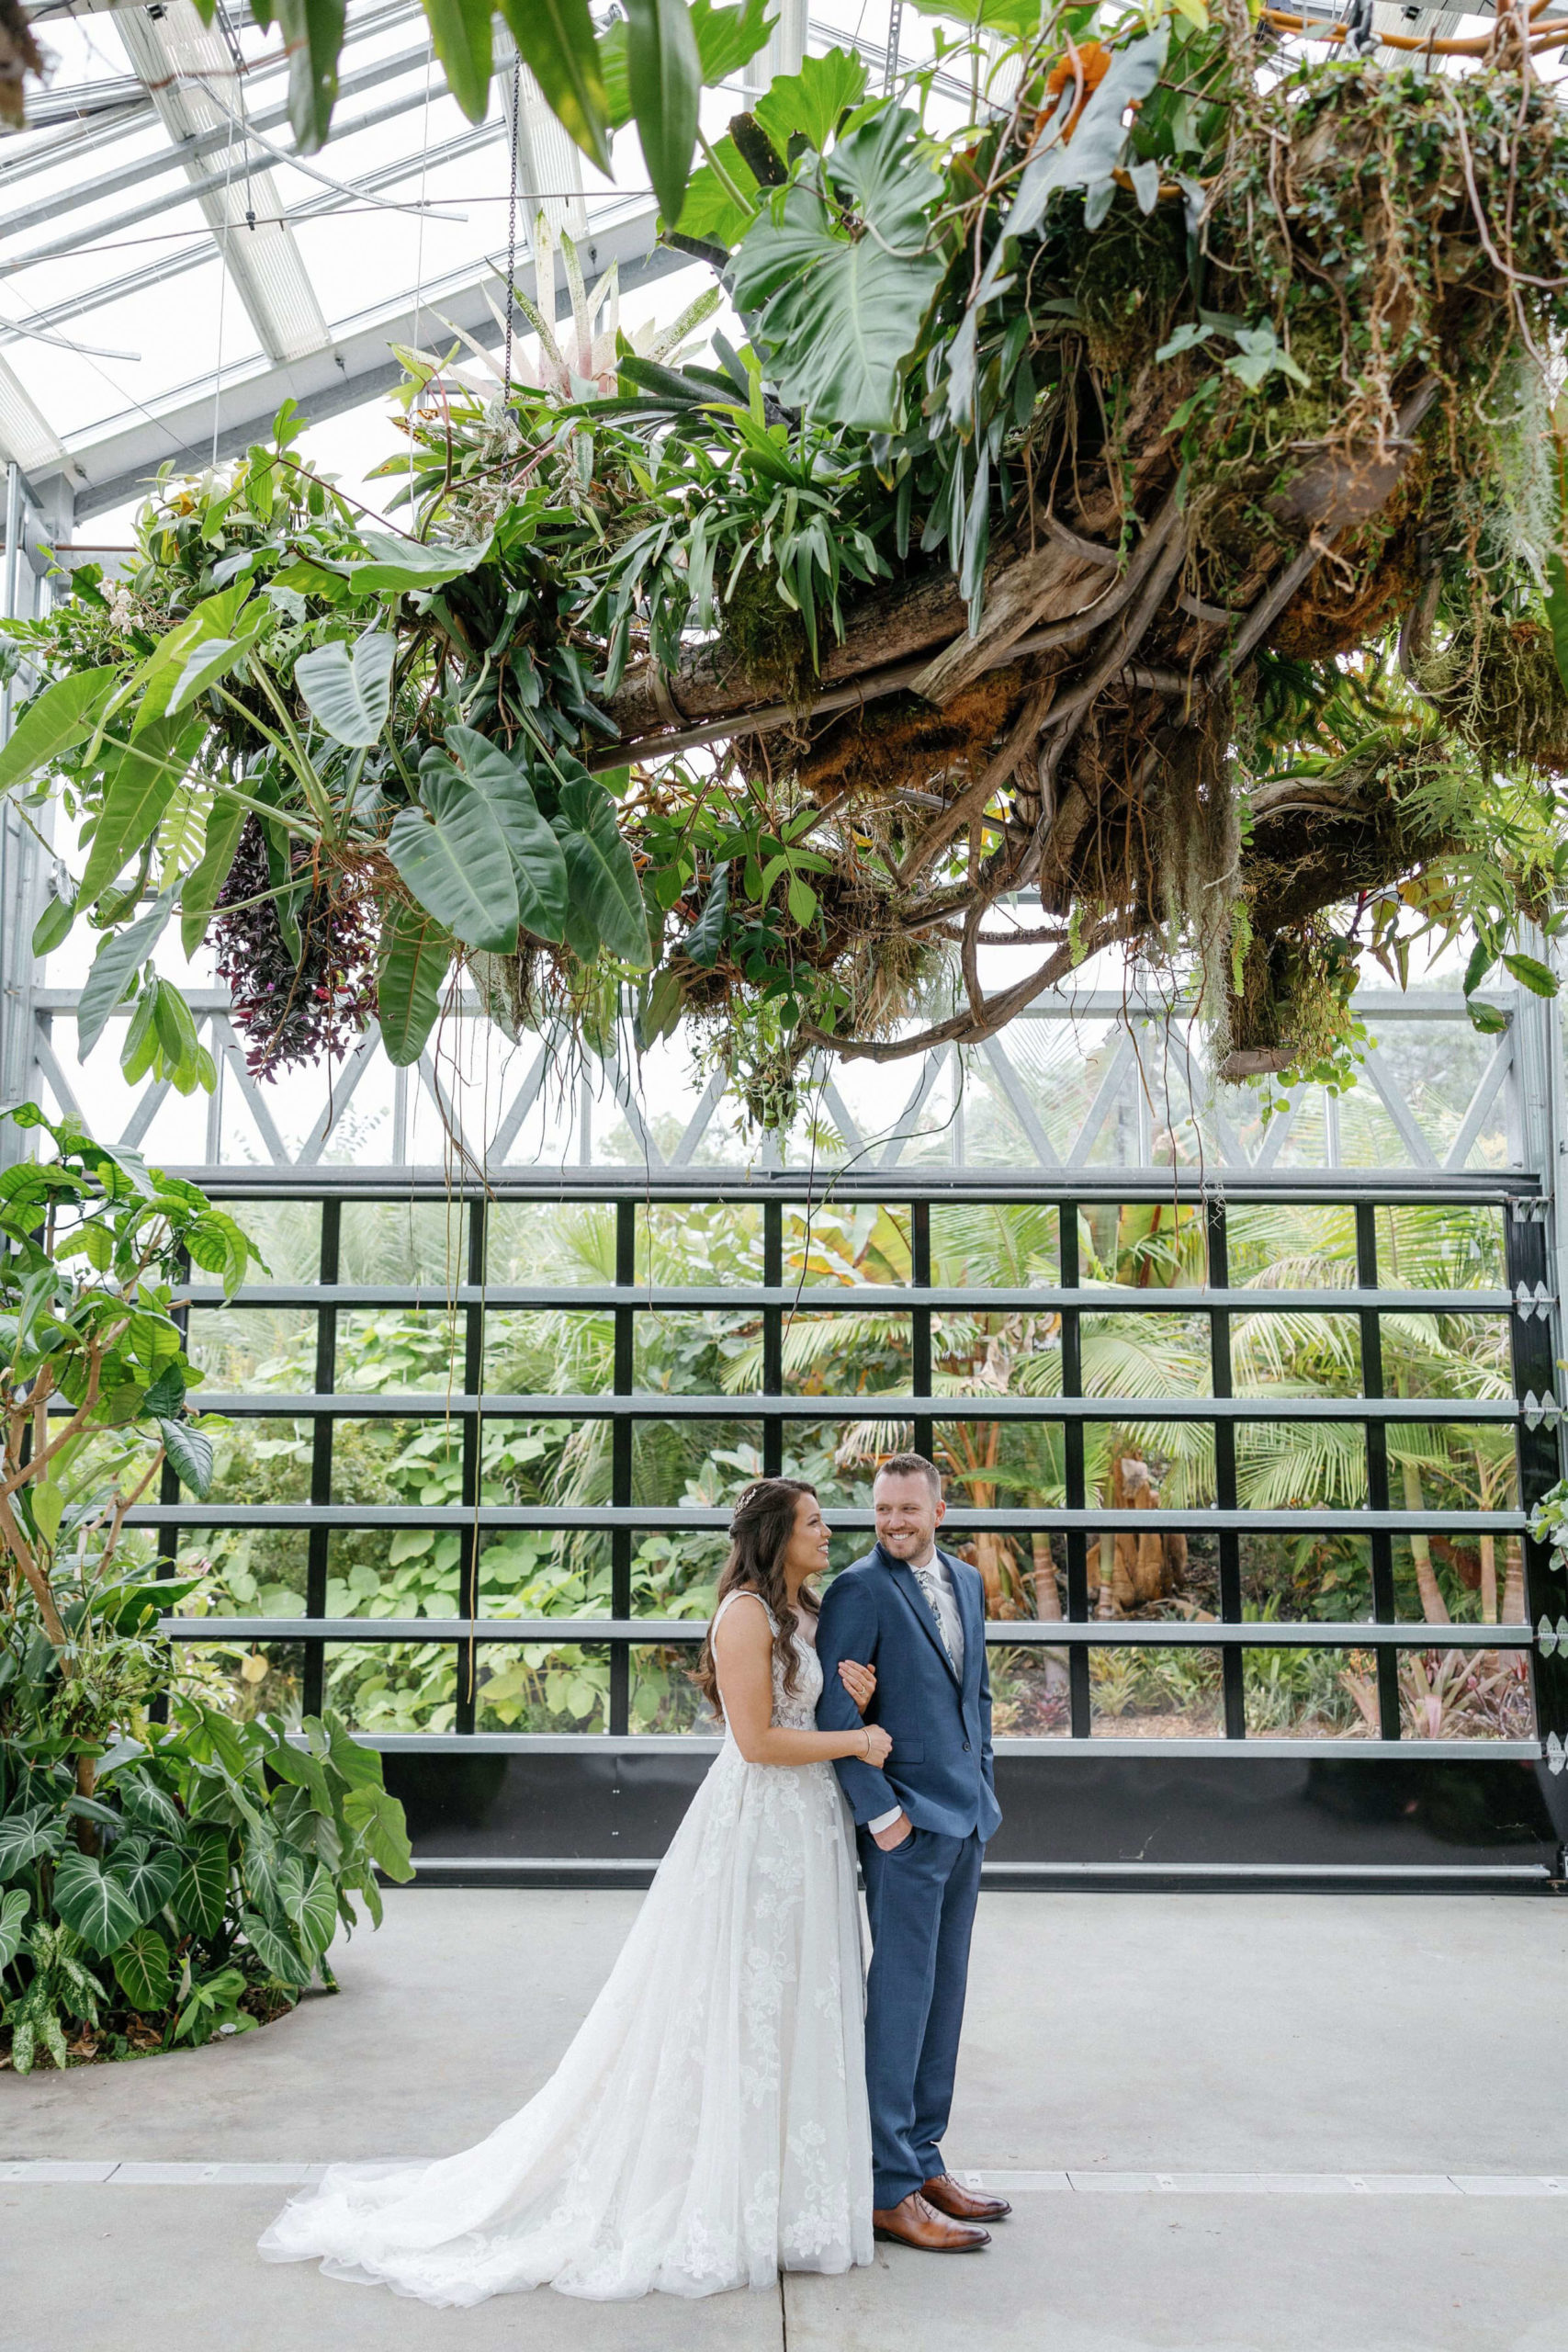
<box><xmin>839</xmin><ymin>1658</ymin><xmax>876</xmax><ymax>1715</ymax></box>
<box><xmin>861</xmin><ymin>1722</ymin><xmax>893</xmax><ymax>1768</ymax></box>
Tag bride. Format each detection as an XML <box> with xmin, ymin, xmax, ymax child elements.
<box><xmin>258</xmin><ymin>1476</ymin><xmax>887</xmax><ymax>2304</ymax></box>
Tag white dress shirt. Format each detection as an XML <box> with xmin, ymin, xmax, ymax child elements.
<box><xmin>867</xmin><ymin>1545</ymin><xmax>962</xmax><ymax>1835</ymax></box>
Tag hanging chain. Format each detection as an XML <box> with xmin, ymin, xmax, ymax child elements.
<box><xmin>502</xmin><ymin>58</ymin><xmax>521</xmax><ymax>412</ymax></box>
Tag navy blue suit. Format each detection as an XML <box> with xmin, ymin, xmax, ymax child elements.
<box><xmin>815</xmin><ymin>1542</ymin><xmax>1000</xmax><ymax>2209</ymax></box>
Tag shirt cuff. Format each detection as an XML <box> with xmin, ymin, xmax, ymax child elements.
<box><xmin>867</xmin><ymin>1805</ymin><xmax>903</xmax><ymax>1835</ymax></box>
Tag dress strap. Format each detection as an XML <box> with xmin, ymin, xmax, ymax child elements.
<box><xmin>711</xmin><ymin>1587</ymin><xmax>778</xmax><ymax>1637</ymax></box>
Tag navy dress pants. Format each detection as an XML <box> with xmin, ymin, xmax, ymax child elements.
<box><xmin>857</xmin><ymin>1824</ymin><xmax>984</xmax><ymax>2210</ymax></box>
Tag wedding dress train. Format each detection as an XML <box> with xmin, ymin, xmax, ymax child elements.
<box><xmin>257</xmin><ymin>1591</ymin><xmax>874</xmax><ymax>2303</ymax></box>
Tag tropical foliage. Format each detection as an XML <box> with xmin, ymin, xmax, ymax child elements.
<box><xmin>0</xmin><ymin>1110</ymin><xmax>412</xmax><ymax>2071</ymax></box>
<box><xmin>160</xmin><ymin>1191</ymin><xmax>1529</xmax><ymax>1747</ymax></box>
<box><xmin>6</xmin><ymin>0</ymin><xmax>1568</xmax><ymax>1128</ymax></box>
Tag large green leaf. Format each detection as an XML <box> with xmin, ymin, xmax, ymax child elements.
<box><xmin>172</xmin><ymin>1827</ymin><xmax>231</xmax><ymax>1939</ymax></box>
<box><xmin>626</xmin><ymin>0</ymin><xmax>701</xmax><ymax>225</ymax></box>
<box><xmin>51</xmin><ymin>1852</ymin><xmax>143</xmax><ymax>1957</ymax></box>
<box><xmin>76</xmin><ymin>890</ymin><xmax>175</xmax><ymax>1059</ymax></box>
<box><xmin>158</xmin><ymin>1417</ymin><xmax>215</xmax><ymax>1500</ymax></box>
<box><xmin>342</xmin><ymin>1782</ymin><xmax>414</xmax><ymax>1881</ymax></box>
<box><xmin>553</xmin><ymin>776</ymin><xmax>652</xmax><ymax>966</ymax></box>
<box><xmin>273</xmin><ymin>0</ymin><xmax>346</xmax><ymax>152</ymax></box>
<box><xmin>602</xmin><ymin>0</ymin><xmax>772</xmax><ymax>123</ymax></box>
<box><xmin>0</xmin><ymin>1886</ymin><xmax>28</xmax><ymax>1970</ymax></box>
<box><xmin>240</xmin><ymin>1905</ymin><xmax>312</xmax><ymax>1984</ymax></box>
<box><xmin>423</xmin><ymin>0</ymin><xmax>492</xmax><ymax>120</ymax></box>
<box><xmin>181</xmin><ymin>792</ymin><xmax>247</xmax><ymax>956</ymax></box>
<box><xmin>285</xmin><ymin>1857</ymin><xmax>339</xmax><ymax>1962</ymax></box>
<box><xmin>753</xmin><ymin>44</ymin><xmax>866</xmax><ymax>153</ymax></box>
<box><xmin>729</xmin><ymin>108</ymin><xmax>942</xmax><ymax>430</ymax></box>
<box><xmin>118</xmin><ymin>1774</ymin><xmax>185</xmax><ymax>1840</ymax></box>
<box><xmin>496</xmin><ymin>0</ymin><xmax>612</xmax><ymax>174</ymax></box>
<box><xmin>0</xmin><ymin>1804</ymin><xmax>62</xmax><ymax>1880</ymax></box>
<box><xmin>77</xmin><ymin>717</ymin><xmax>190</xmax><ymax>908</ymax></box>
<box><xmin>343</xmin><ymin>532</ymin><xmax>491</xmax><ymax>595</ymax></box>
<box><xmin>0</xmin><ymin>664</ymin><xmax>118</xmax><ymax>792</ymax></box>
<box><xmin>112</xmin><ymin>1841</ymin><xmax>181</xmax><ymax>1925</ymax></box>
<box><xmin>112</xmin><ymin>1924</ymin><xmax>173</xmax><ymax>2011</ymax></box>
<box><xmin>443</xmin><ymin>726</ymin><xmax>569</xmax><ymax>941</ymax></box>
<box><xmin>294</xmin><ymin>632</ymin><xmax>395</xmax><ymax>747</ymax></box>
<box><xmin>166</xmin><ymin>609</ymin><xmax>266</xmax><ymax>718</ymax></box>
<box><xmin>387</xmin><ymin>776</ymin><xmax>520</xmax><ymax>951</ymax></box>
<box><xmin>376</xmin><ymin>904</ymin><xmax>453</xmax><ymax>1066</ymax></box>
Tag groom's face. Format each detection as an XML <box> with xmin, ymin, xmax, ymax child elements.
<box><xmin>874</xmin><ymin>1470</ymin><xmax>944</xmax><ymax>1562</ymax></box>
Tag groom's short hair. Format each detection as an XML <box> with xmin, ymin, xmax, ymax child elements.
<box><xmin>874</xmin><ymin>1452</ymin><xmax>942</xmax><ymax>1498</ymax></box>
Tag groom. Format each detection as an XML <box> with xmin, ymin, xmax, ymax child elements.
<box><xmin>815</xmin><ymin>1453</ymin><xmax>1010</xmax><ymax>2253</ymax></box>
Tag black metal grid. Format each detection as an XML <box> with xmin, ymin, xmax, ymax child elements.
<box><xmin>137</xmin><ymin>1173</ymin><xmax>1562</xmax><ymax>1758</ymax></box>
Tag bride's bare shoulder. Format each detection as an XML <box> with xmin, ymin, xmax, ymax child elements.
<box><xmin>711</xmin><ymin>1588</ymin><xmax>775</xmax><ymax>1649</ymax></box>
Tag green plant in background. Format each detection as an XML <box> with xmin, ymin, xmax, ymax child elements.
<box><xmin>6</xmin><ymin>4</ymin><xmax>1568</xmax><ymax>1129</ymax></box>
<box><xmin>0</xmin><ymin>1110</ymin><xmax>413</xmax><ymax>2070</ymax></box>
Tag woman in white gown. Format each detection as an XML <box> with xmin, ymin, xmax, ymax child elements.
<box><xmin>258</xmin><ymin>1477</ymin><xmax>887</xmax><ymax>2305</ymax></box>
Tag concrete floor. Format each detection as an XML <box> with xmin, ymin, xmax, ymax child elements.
<box><xmin>6</xmin><ymin>1889</ymin><xmax>1568</xmax><ymax>2351</ymax></box>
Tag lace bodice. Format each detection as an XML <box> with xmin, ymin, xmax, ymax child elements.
<box><xmin>711</xmin><ymin>1589</ymin><xmax>823</xmax><ymax>1734</ymax></box>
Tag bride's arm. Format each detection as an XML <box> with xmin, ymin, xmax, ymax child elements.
<box><xmin>712</xmin><ymin>1600</ymin><xmax>893</xmax><ymax>1770</ymax></box>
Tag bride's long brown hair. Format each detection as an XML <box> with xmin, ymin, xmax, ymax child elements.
<box><xmin>693</xmin><ymin>1477</ymin><xmax>821</xmax><ymax>1718</ymax></box>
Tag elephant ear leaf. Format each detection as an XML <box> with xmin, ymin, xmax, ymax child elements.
<box><xmin>0</xmin><ymin>1886</ymin><xmax>29</xmax><ymax>1969</ymax></box>
<box><xmin>553</xmin><ymin>777</ymin><xmax>652</xmax><ymax>966</ymax></box>
<box><xmin>113</xmin><ymin>1925</ymin><xmax>173</xmax><ymax>2012</ymax></box>
<box><xmin>294</xmin><ymin>633</ymin><xmax>395</xmax><ymax>747</ymax></box>
<box><xmin>376</xmin><ymin>903</ymin><xmax>453</xmax><ymax>1067</ymax></box>
<box><xmin>442</xmin><ymin>727</ymin><xmax>570</xmax><ymax>943</ymax></box>
<box><xmin>51</xmin><ymin>1852</ymin><xmax>142</xmax><ymax>1956</ymax></box>
<box><xmin>387</xmin><ymin>774</ymin><xmax>520</xmax><ymax>953</ymax></box>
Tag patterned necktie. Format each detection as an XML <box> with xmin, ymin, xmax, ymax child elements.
<box><xmin>912</xmin><ymin>1563</ymin><xmax>957</xmax><ymax>1668</ymax></box>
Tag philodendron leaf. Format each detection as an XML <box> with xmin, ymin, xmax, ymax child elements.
<box><xmin>294</xmin><ymin>632</ymin><xmax>395</xmax><ymax>747</ymax></box>
<box><xmin>166</xmin><ymin>607</ymin><xmax>267</xmax><ymax>716</ymax></box>
<box><xmin>111</xmin><ymin>1842</ymin><xmax>181</xmax><ymax>1926</ymax></box>
<box><xmin>0</xmin><ymin>1886</ymin><xmax>29</xmax><ymax>1970</ymax></box>
<box><xmin>376</xmin><ymin>903</ymin><xmax>453</xmax><ymax>1066</ymax></box>
<box><xmin>0</xmin><ymin>664</ymin><xmax>118</xmax><ymax>793</ymax></box>
<box><xmin>76</xmin><ymin>889</ymin><xmax>175</xmax><ymax>1059</ymax></box>
<box><xmin>112</xmin><ymin>1924</ymin><xmax>173</xmax><ymax>2012</ymax></box>
<box><xmin>729</xmin><ymin>107</ymin><xmax>942</xmax><ymax>431</ymax></box>
<box><xmin>240</xmin><ymin>1905</ymin><xmax>312</xmax><ymax>1985</ymax></box>
<box><xmin>553</xmin><ymin>776</ymin><xmax>652</xmax><ymax>966</ymax></box>
<box><xmin>442</xmin><ymin>726</ymin><xmax>569</xmax><ymax>941</ymax></box>
<box><xmin>0</xmin><ymin>1803</ymin><xmax>64</xmax><ymax>1880</ymax></box>
<box><xmin>343</xmin><ymin>532</ymin><xmax>491</xmax><ymax>595</ymax></box>
<box><xmin>388</xmin><ymin>775</ymin><xmax>520</xmax><ymax>952</ymax></box>
<box><xmin>172</xmin><ymin>1826</ymin><xmax>231</xmax><ymax>1939</ymax></box>
<box><xmin>51</xmin><ymin>1851</ymin><xmax>143</xmax><ymax>1957</ymax></box>
<box><xmin>158</xmin><ymin>1417</ymin><xmax>215</xmax><ymax>1499</ymax></box>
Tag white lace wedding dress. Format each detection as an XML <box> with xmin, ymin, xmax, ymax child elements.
<box><xmin>257</xmin><ymin>1591</ymin><xmax>874</xmax><ymax>2304</ymax></box>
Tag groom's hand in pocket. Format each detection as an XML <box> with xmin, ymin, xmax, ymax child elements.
<box><xmin>872</xmin><ymin>1810</ymin><xmax>913</xmax><ymax>1851</ymax></box>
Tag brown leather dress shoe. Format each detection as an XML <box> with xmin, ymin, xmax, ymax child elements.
<box><xmin>872</xmin><ymin>2190</ymin><xmax>990</xmax><ymax>2252</ymax></box>
<box><xmin>922</xmin><ymin>2172</ymin><xmax>1013</xmax><ymax>2222</ymax></box>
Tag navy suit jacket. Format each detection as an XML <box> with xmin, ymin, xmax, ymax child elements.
<box><xmin>815</xmin><ymin>1542</ymin><xmax>1001</xmax><ymax>1842</ymax></box>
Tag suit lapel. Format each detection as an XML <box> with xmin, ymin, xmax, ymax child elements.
<box><xmin>881</xmin><ymin>1548</ymin><xmax>961</xmax><ymax>1688</ymax></box>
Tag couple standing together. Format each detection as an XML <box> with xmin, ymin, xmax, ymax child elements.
<box><xmin>259</xmin><ymin>1453</ymin><xmax>1008</xmax><ymax>2306</ymax></box>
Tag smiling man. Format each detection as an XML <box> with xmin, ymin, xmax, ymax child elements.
<box><xmin>814</xmin><ymin>1453</ymin><xmax>1009</xmax><ymax>2254</ymax></box>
